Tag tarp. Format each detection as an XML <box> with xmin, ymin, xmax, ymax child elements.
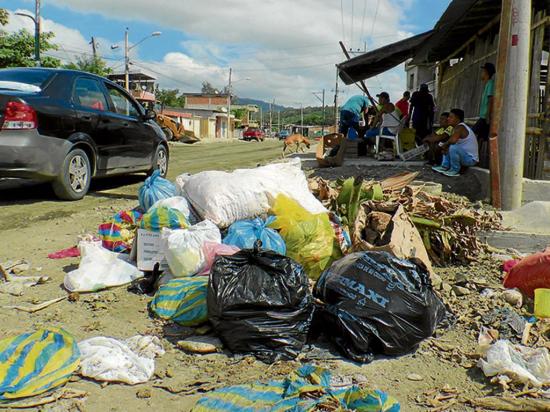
<box><xmin>337</xmin><ymin>31</ymin><xmax>434</xmax><ymax>85</ymax></box>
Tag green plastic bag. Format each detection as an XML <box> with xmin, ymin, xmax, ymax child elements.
<box><xmin>269</xmin><ymin>195</ymin><xmax>339</xmax><ymax>280</ymax></box>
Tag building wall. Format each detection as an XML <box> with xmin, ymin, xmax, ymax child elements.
<box><xmin>186</xmin><ymin>96</ymin><xmax>227</xmax><ymax>108</ymax></box>
<box><xmin>437</xmin><ymin>28</ymin><xmax>498</xmax><ymax>120</ymax></box>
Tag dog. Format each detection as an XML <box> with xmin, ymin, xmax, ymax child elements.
<box><xmin>282</xmin><ymin>134</ymin><xmax>311</xmax><ymax>156</ymax></box>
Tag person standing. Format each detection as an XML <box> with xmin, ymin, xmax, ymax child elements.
<box><xmin>395</xmin><ymin>91</ymin><xmax>410</xmax><ymax>120</ymax></box>
<box><xmin>408</xmin><ymin>84</ymin><xmax>435</xmax><ymax>143</ymax></box>
<box><xmin>339</xmin><ymin>94</ymin><xmax>370</xmax><ymax>139</ymax></box>
<box><xmin>474</xmin><ymin>62</ymin><xmax>495</xmax><ymax>167</ymax></box>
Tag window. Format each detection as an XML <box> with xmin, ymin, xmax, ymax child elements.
<box><xmin>408</xmin><ymin>73</ymin><xmax>415</xmax><ymax>91</ymax></box>
<box><xmin>106</xmin><ymin>85</ymin><xmax>140</xmax><ymax>118</ymax></box>
<box><xmin>73</xmin><ymin>78</ymin><xmax>108</xmax><ymax>111</ymax></box>
<box><xmin>0</xmin><ymin>69</ymin><xmax>54</xmax><ymax>88</ymax></box>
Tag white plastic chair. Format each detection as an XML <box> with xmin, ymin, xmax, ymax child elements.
<box><xmin>375</xmin><ymin>118</ymin><xmax>406</xmax><ymax>157</ymax></box>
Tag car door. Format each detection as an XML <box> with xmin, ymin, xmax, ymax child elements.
<box><xmin>71</xmin><ymin>76</ymin><xmax>127</xmax><ymax>171</ymax></box>
<box><xmin>103</xmin><ymin>83</ymin><xmax>156</xmax><ymax>168</ymax></box>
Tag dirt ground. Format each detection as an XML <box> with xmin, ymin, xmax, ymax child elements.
<box><xmin>0</xmin><ymin>140</ymin><xmax>518</xmax><ymax>411</ymax></box>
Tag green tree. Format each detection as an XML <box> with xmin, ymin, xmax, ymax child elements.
<box><xmin>201</xmin><ymin>81</ymin><xmax>219</xmax><ymax>94</ymax></box>
<box><xmin>0</xmin><ymin>9</ymin><xmax>60</xmax><ymax>68</ymax></box>
<box><xmin>155</xmin><ymin>87</ymin><xmax>186</xmax><ymax>107</ymax></box>
<box><xmin>64</xmin><ymin>55</ymin><xmax>112</xmax><ymax>77</ymax></box>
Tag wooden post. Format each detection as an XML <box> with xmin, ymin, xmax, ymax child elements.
<box><xmin>500</xmin><ymin>0</ymin><xmax>532</xmax><ymax>210</ymax></box>
<box><xmin>525</xmin><ymin>11</ymin><xmax>545</xmax><ymax>179</ymax></box>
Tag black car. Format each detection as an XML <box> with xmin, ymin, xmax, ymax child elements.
<box><xmin>0</xmin><ymin>68</ymin><xmax>168</xmax><ymax>200</ymax></box>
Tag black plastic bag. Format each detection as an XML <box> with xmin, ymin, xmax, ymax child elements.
<box><xmin>314</xmin><ymin>251</ymin><xmax>446</xmax><ymax>363</ymax></box>
<box><xmin>208</xmin><ymin>244</ymin><xmax>314</xmax><ymax>363</ymax></box>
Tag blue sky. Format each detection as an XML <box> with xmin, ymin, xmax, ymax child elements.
<box><xmin>2</xmin><ymin>0</ymin><xmax>452</xmax><ymax>105</ymax></box>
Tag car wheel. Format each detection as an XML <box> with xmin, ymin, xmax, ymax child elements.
<box><xmin>149</xmin><ymin>144</ymin><xmax>169</xmax><ymax>177</ymax></box>
<box><xmin>52</xmin><ymin>148</ymin><xmax>91</xmax><ymax>200</ymax></box>
<box><xmin>163</xmin><ymin>127</ymin><xmax>174</xmax><ymax>141</ymax></box>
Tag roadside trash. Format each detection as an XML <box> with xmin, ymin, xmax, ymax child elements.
<box><xmin>134</xmin><ymin>229</ymin><xmax>170</xmax><ymax>272</ymax></box>
<box><xmin>329</xmin><ymin>213</ymin><xmax>352</xmax><ymax>254</ymax></box>
<box><xmin>4</xmin><ymin>296</ymin><xmax>66</xmax><ymax>313</ymax></box>
<box><xmin>314</xmin><ymin>251</ymin><xmax>446</xmax><ymax>363</ymax></box>
<box><xmin>502</xmin><ymin>288</ymin><xmax>523</xmax><ymax>308</ymax></box>
<box><xmin>0</xmin><ymin>328</ymin><xmax>80</xmax><ymax>401</ymax></box>
<box><xmin>128</xmin><ymin>263</ymin><xmax>163</xmax><ymax>295</ymax></box>
<box><xmin>198</xmin><ymin>242</ymin><xmax>240</xmax><ymax>276</ymax></box>
<box><xmin>78</xmin><ymin>335</ymin><xmax>164</xmax><ymax>385</ymax></box>
<box><xmin>139</xmin><ymin>206</ymin><xmax>189</xmax><ymax>232</ymax></box>
<box><xmin>48</xmin><ymin>246</ymin><xmax>80</xmax><ymax>259</ymax></box>
<box><xmin>352</xmin><ymin>202</ymin><xmax>436</xmax><ymax>283</ymax></box>
<box><xmin>316</xmin><ymin>133</ymin><xmax>347</xmax><ymax>167</ymax></box>
<box><xmin>177</xmin><ymin>336</ymin><xmax>223</xmax><ymax>354</ymax></box>
<box><xmin>504</xmin><ymin>248</ymin><xmax>550</xmax><ymax>297</ymax></box>
<box><xmin>208</xmin><ymin>242</ymin><xmax>314</xmax><ymax>362</ymax></box>
<box><xmin>478</xmin><ymin>339</ymin><xmax>550</xmax><ymax>387</ymax></box>
<box><xmin>150</xmin><ymin>196</ymin><xmax>197</xmax><ymax>224</ymax></box>
<box><xmin>269</xmin><ymin>195</ymin><xmax>338</xmax><ymax>280</ymax></box>
<box><xmin>138</xmin><ymin>170</ymin><xmax>177</xmax><ymax>212</ymax></box>
<box><xmin>192</xmin><ymin>365</ymin><xmax>400</xmax><ymax>412</ymax></box>
<box><xmin>64</xmin><ymin>242</ymin><xmax>143</xmax><ymax>292</ymax></box>
<box><xmin>482</xmin><ymin>308</ymin><xmax>527</xmax><ymax>341</ymax></box>
<box><xmin>223</xmin><ymin>216</ymin><xmax>286</xmax><ymax>255</ymax></box>
<box><xmin>163</xmin><ymin>220</ymin><xmax>221</xmax><ymax>277</ymax></box>
<box><xmin>150</xmin><ymin>277</ymin><xmax>208</xmax><ymax>326</ymax></box>
<box><xmin>178</xmin><ymin>159</ymin><xmax>326</xmax><ymax>228</ymax></box>
<box><xmin>535</xmin><ymin>288</ymin><xmax>550</xmax><ymax>318</ymax></box>
<box><xmin>98</xmin><ymin>210</ymin><xmax>142</xmax><ymax>253</ymax></box>
<box><xmin>0</xmin><ymin>260</ymin><xmax>50</xmax><ymax>296</ymax></box>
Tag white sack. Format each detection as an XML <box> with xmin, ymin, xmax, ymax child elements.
<box><xmin>64</xmin><ymin>242</ymin><xmax>143</xmax><ymax>292</ymax></box>
<box><xmin>176</xmin><ymin>159</ymin><xmax>326</xmax><ymax>228</ymax></box>
<box><xmin>78</xmin><ymin>335</ymin><xmax>164</xmax><ymax>385</ymax></box>
<box><xmin>162</xmin><ymin>220</ymin><xmax>221</xmax><ymax>277</ymax></box>
<box><xmin>479</xmin><ymin>339</ymin><xmax>550</xmax><ymax>387</ymax></box>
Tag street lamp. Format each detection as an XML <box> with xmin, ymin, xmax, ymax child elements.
<box><xmin>111</xmin><ymin>30</ymin><xmax>161</xmax><ymax>90</ymax></box>
<box><xmin>225</xmin><ymin>67</ymin><xmax>251</xmax><ymax>138</ymax></box>
<box><xmin>15</xmin><ymin>0</ymin><xmax>41</xmax><ymax>67</ymax></box>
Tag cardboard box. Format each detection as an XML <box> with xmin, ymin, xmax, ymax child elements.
<box><xmin>135</xmin><ymin>229</ymin><xmax>170</xmax><ymax>272</ymax></box>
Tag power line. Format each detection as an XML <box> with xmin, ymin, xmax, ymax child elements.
<box><xmin>370</xmin><ymin>0</ymin><xmax>380</xmax><ymax>37</ymax></box>
<box><xmin>360</xmin><ymin>0</ymin><xmax>368</xmax><ymax>48</ymax></box>
<box><xmin>351</xmin><ymin>0</ymin><xmax>354</xmax><ymax>48</ymax></box>
<box><xmin>340</xmin><ymin>0</ymin><xmax>345</xmax><ymax>41</ymax></box>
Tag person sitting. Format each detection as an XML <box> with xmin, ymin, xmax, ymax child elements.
<box><xmin>422</xmin><ymin>112</ymin><xmax>453</xmax><ymax>165</ymax></box>
<box><xmin>365</xmin><ymin>92</ymin><xmax>401</xmax><ymax>142</ymax></box>
<box><xmin>432</xmin><ymin>109</ymin><xmax>479</xmax><ymax>177</ymax></box>
<box><xmin>339</xmin><ymin>94</ymin><xmax>370</xmax><ymax>139</ymax></box>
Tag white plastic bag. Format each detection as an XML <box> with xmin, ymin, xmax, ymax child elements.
<box><xmin>163</xmin><ymin>220</ymin><xmax>221</xmax><ymax>277</ymax></box>
<box><xmin>78</xmin><ymin>335</ymin><xmax>164</xmax><ymax>385</ymax></box>
<box><xmin>479</xmin><ymin>339</ymin><xmax>550</xmax><ymax>387</ymax></box>
<box><xmin>64</xmin><ymin>242</ymin><xmax>143</xmax><ymax>292</ymax></box>
<box><xmin>176</xmin><ymin>159</ymin><xmax>326</xmax><ymax>228</ymax></box>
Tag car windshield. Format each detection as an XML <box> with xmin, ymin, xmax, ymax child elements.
<box><xmin>0</xmin><ymin>70</ymin><xmax>54</xmax><ymax>91</ymax></box>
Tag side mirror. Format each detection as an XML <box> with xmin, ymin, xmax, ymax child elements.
<box><xmin>144</xmin><ymin>109</ymin><xmax>157</xmax><ymax>121</ymax></box>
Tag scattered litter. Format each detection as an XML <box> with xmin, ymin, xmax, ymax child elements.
<box><xmin>470</xmin><ymin>396</ymin><xmax>550</xmax><ymax>411</ymax></box>
<box><xmin>150</xmin><ymin>277</ymin><xmax>208</xmax><ymax>326</ymax></box>
<box><xmin>177</xmin><ymin>336</ymin><xmax>223</xmax><ymax>354</ymax></box>
<box><xmin>0</xmin><ymin>388</ymin><xmax>88</xmax><ymax>409</ymax></box>
<box><xmin>4</xmin><ymin>296</ymin><xmax>66</xmax><ymax>313</ymax></box>
<box><xmin>136</xmin><ymin>388</ymin><xmax>152</xmax><ymax>399</ymax></box>
<box><xmin>478</xmin><ymin>340</ymin><xmax>550</xmax><ymax>387</ymax></box>
<box><xmin>198</xmin><ymin>242</ymin><xmax>240</xmax><ymax>276</ymax></box>
<box><xmin>535</xmin><ymin>288</ymin><xmax>550</xmax><ymax>318</ymax></box>
<box><xmin>78</xmin><ymin>335</ymin><xmax>164</xmax><ymax>385</ymax></box>
<box><xmin>208</xmin><ymin>243</ymin><xmax>314</xmax><ymax>362</ymax></box>
<box><xmin>503</xmin><ymin>288</ymin><xmax>524</xmax><ymax>308</ymax></box>
<box><xmin>150</xmin><ymin>195</ymin><xmax>196</xmax><ymax>224</ymax></box>
<box><xmin>223</xmin><ymin>216</ymin><xmax>286</xmax><ymax>255</ymax></box>
<box><xmin>98</xmin><ymin>210</ymin><xmax>142</xmax><ymax>253</ymax></box>
<box><xmin>139</xmin><ymin>170</ymin><xmax>177</xmax><ymax>212</ymax></box>
<box><xmin>0</xmin><ymin>260</ymin><xmax>50</xmax><ymax>296</ymax></box>
<box><xmin>314</xmin><ymin>251</ymin><xmax>446</xmax><ymax>362</ymax></box>
<box><xmin>0</xmin><ymin>328</ymin><xmax>80</xmax><ymax>401</ymax></box>
<box><xmin>192</xmin><ymin>365</ymin><xmax>400</xmax><ymax>412</ymax></box>
<box><xmin>47</xmin><ymin>246</ymin><xmax>80</xmax><ymax>259</ymax></box>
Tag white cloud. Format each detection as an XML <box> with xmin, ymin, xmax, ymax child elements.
<box><xmin>5</xmin><ymin>1</ymin><xmax>415</xmax><ymax>106</ymax></box>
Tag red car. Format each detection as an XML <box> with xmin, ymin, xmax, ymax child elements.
<box><xmin>243</xmin><ymin>128</ymin><xmax>265</xmax><ymax>141</ymax></box>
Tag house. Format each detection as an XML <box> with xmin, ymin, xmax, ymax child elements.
<box><xmin>159</xmin><ymin>106</ymin><xmax>233</xmax><ymax>140</ymax></box>
<box><xmin>337</xmin><ymin>0</ymin><xmax>549</xmax><ymax>209</ymax></box>
<box><xmin>107</xmin><ymin>71</ymin><xmax>156</xmax><ymax>104</ymax></box>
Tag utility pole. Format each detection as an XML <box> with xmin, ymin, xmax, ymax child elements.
<box><xmin>322</xmin><ymin>88</ymin><xmax>325</xmax><ymax>136</ymax></box>
<box><xmin>226</xmin><ymin>67</ymin><xmax>232</xmax><ymax>139</ymax></box>
<box><xmin>35</xmin><ymin>0</ymin><xmax>40</xmax><ymax>66</ymax></box>
<box><xmin>334</xmin><ymin>67</ymin><xmax>339</xmax><ymax>130</ymax></box>
<box><xmin>260</xmin><ymin>107</ymin><xmax>263</xmax><ymax>129</ymax></box>
<box><xmin>269</xmin><ymin>100</ymin><xmax>273</xmax><ymax>138</ymax></box>
<box><xmin>499</xmin><ymin>0</ymin><xmax>532</xmax><ymax>210</ymax></box>
<box><xmin>90</xmin><ymin>36</ymin><xmax>97</xmax><ymax>59</ymax></box>
<box><xmin>278</xmin><ymin>110</ymin><xmax>281</xmax><ymax>132</ymax></box>
<box><xmin>124</xmin><ymin>28</ymin><xmax>129</xmax><ymax>91</ymax></box>
<box><xmin>300</xmin><ymin>103</ymin><xmax>304</xmax><ymax>135</ymax></box>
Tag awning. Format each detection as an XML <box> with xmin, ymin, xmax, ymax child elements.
<box><xmin>337</xmin><ymin>30</ymin><xmax>434</xmax><ymax>85</ymax></box>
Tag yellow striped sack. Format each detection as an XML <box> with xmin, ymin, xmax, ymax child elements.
<box><xmin>0</xmin><ymin>328</ymin><xmax>80</xmax><ymax>401</ymax></box>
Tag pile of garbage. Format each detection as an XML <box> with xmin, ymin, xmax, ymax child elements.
<box><xmin>4</xmin><ymin>159</ymin><xmax>550</xmax><ymax>410</ymax></box>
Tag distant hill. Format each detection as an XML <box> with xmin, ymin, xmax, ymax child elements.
<box><xmin>235</xmin><ymin>97</ymin><xmax>286</xmax><ymax>112</ymax></box>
